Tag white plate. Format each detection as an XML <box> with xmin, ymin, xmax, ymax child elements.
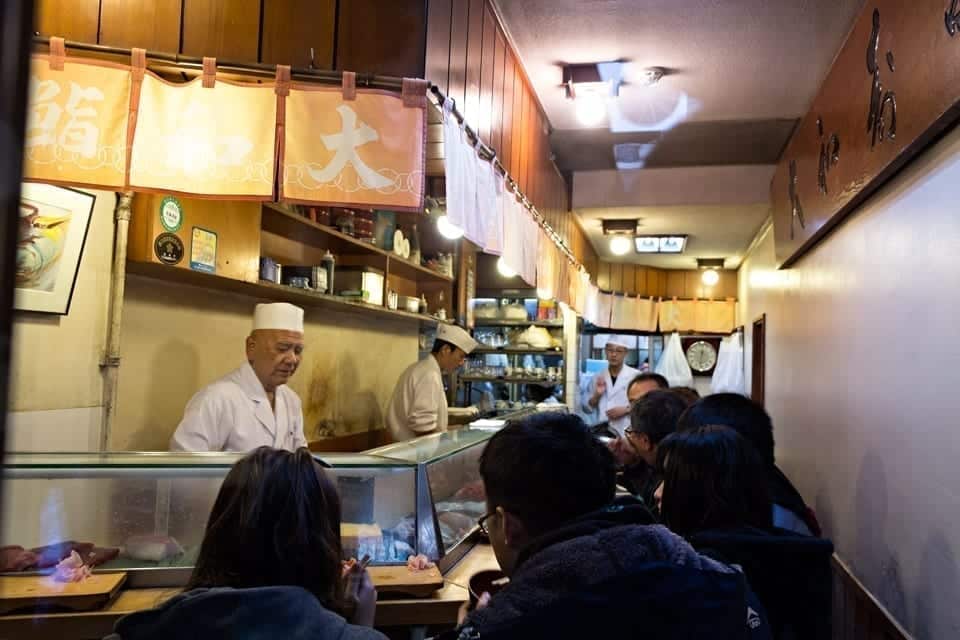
<box><xmin>393</xmin><ymin>229</ymin><xmax>404</xmax><ymax>255</ymax></box>
<box><xmin>401</xmin><ymin>237</ymin><xmax>411</xmax><ymax>259</ymax></box>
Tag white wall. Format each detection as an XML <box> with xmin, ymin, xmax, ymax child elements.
<box><xmin>7</xmin><ymin>188</ymin><xmax>116</xmax><ymax>452</ymax></box>
<box><xmin>737</xmin><ymin>124</ymin><xmax>960</xmax><ymax>639</ymax></box>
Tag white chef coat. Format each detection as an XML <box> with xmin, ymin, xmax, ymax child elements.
<box><xmin>583</xmin><ymin>365</ymin><xmax>639</xmax><ymax>436</ymax></box>
<box><xmin>385</xmin><ymin>355</ymin><xmax>448</xmax><ymax>442</ymax></box>
<box><xmin>170</xmin><ymin>362</ymin><xmax>307</xmax><ymax>452</ymax></box>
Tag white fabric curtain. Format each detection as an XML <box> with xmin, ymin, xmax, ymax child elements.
<box><xmin>711</xmin><ymin>332</ymin><xmax>746</xmax><ymax>395</ymax></box>
<box><xmin>655</xmin><ymin>332</ymin><xmax>694</xmax><ymax>387</ymax></box>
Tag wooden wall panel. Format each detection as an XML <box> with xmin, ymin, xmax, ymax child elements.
<box><xmin>464</xmin><ymin>0</ymin><xmax>484</xmax><ymax>124</ymax></box>
<box><xmin>609</xmin><ymin>263</ymin><xmax>623</xmax><ymax>292</ymax></box>
<box><xmin>510</xmin><ymin>63</ymin><xmax>524</xmax><ymax>178</ymax></box>
<box><xmin>501</xmin><ymin>52</ymin><xmax>516</xmax><ymax>173</ymax></box>
<box><xmin>596</xmin><ymin>263</ymin><xmax>611</xmax><ymax>291</ymax></box>
<box><xmin>478</xmin><ymin>5</ymin><xmax>496</xmax><ymax>142</ymax></box>
<box><xmin>261</xmin><ymin>0</ymin><xmax>336</xmax><ymax>68</ymax></box>
<box><xmin>424</xmin><ymin>0</ymin><xmax>453</xmax><ymax>93</ymax></box>
<box><xmin>34</xmin><ymin>0</ymin><xmax>100</xmax><ymax>42</ymax></box>
<box><xmin>621</xmin><ymin>265</ymin><xmax>635</xmax><ymax>294</ymax></box>
<box><xmin>99</xmin><ymin>0</ymin><xmax>182</xmax><ymax>51</ymax></box>
<box><xmin>635</xmin><ymin>267</ymin><xmax>648</xmax><ymax>295</ymax></box>
<box><xmin>665</xmin><ymin>271</ymin><xmax>685</xmax><ymax>297</ymax></box>
<box><xmin>336</xmin><ymin>0</ymin><xmax>426</xmax><ymax>77</ymax></box>
<box><xmin>490</xmin><ymin>32</ymin><xmax>506</xmax><ymax>156</ymax></box>
<box><xmin>182</xmin><ymin>0</ymin><xmax>261</xmax><ymax>61</ymax></box>
<box><xmin>518</xmin><ymin>88</ymin><xmax>530</xmax><ymax>192</ymax></box>
<box><xmin>448</xmin><ymin>0</ymin><xmax>469</xmax><ymax>108</ymax></box>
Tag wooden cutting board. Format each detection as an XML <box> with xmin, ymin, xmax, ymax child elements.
<box><xmin>368</xmin><ymin>565</ymin><xmax>443</xmax><ymax>598</ymax></box>
<box><xmin>0</xmin><ymin>572</ymin><xmax>127</xmax><ymax>615</ymax></box>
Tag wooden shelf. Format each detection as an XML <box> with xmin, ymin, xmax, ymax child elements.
<box><xmin>473</xmin><ymin>347</ymin><xmax>564</xmax><ymax>355</ymax></box>
<box><xmin>460</xmin><ymin>375</ymin><xmax>564</xmax><ymax>386</ymax></box>
<box><xmin>261</xmin><ymin>203</ymin><xmax>454</xmax><ymax>285</ymax></box>
<box><xmin>126</xmin><ymin>261</ymin><xmax>440</xmax><ymax>326</ymax></box>
<box><xmin>472</xmin><ymin>319</ymin><xmax>563</xmax><ymax>327</ymax></box>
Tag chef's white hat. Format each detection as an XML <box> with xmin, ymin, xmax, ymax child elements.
<box><xmin>605</xmin><ymin>335</ymin><xmax>631</xmax><ymax>349</ymax></box>
<box><xmin>253</xmin><ymin>302</ymin><xmax>304</xmax><ymax>333</ymax></box>
<box><xmin>436</xmin><ymin>323</ymin><xmax>479</xmax><ymax>354</ymax></box>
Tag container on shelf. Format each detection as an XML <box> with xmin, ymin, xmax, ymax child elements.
<box><xmin>335</xmin><ymin>209</ymin><xmax>356</xmax><ymax>236</ymax></box>
<box><xmin>337</xmin><ymin>267</ymin><xmax>384</xmax><ymax>307</ymax></box>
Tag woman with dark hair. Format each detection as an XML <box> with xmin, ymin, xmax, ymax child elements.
<box><xmin>678</xmin><ymin>393</ymin><xmax>820</xmax><ymax>536</ymax></box>
<box><xmin>658</xmin><ymin>426</ymin><xmax>835</xmax><ymax>640</ymax></box>
<box><xmin>107</xmin><ymin>447</ymin><xmax>385</xmax><ymax>640</ymax></box>
<box><xmin>656</xmin><ymin>425</ymin><xmax>773</xmax><ymax>536</ymax></box>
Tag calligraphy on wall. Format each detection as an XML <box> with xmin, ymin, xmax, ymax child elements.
<box><xmin>281</xmin><ymin>81</ymin><xmax>427</xmax><ymax>211</ymax></box>
<box><xmin>23</xmin><ymin>55</ymin><xmax>131</xmax><ymax>189</ymax></box>
<box><xmin>772</xmin><ymin>0</ymin><xmax>960</xmax><ymax>267</ymax></box>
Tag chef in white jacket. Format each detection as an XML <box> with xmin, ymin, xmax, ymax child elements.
<box><xmin>386</xmin><ymin>323</ymin><xmax>478</xmax><ymax>442</ymax></box>
<box><xmin>170</xmin><ymin>303</ymin><xmax>308</xmax><ymax>452</ymax></box>
<box><xmin>584</xmin><ymin>337</ymin><xmax>639</xmax><ymax>436</ymax></box>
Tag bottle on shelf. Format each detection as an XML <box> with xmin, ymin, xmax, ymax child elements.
<box><xmin>321</xmin><ymin>250</ymin><xmax>336</xmax><ymax>295</ymax></box>
<box><xmin>409</xmin><ymin>224</ymin><xmax>422</xmax><ymax>265</ymax></box>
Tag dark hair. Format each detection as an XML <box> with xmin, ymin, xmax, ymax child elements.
<box><xmin>186</xmin><ymin>447</ymin><xmax>344</xmax><ymax>609</ymax></box>
<box><xmin>628</xmin><ymin>372</ymin><xmax>669</xmax><ymax>393</ymax></box>
<box><xmin>670</xmin><ymin>387</ymin><xmax>701</xmax><ymax>406</ymax></box>
<box><xmin>524</xmin><ymin>383</ymin><xmax>556</xmax><ymax>404</ymax></box>
<box><xmin>479</xmin><ymin>413</ymin><xmax>615</xmax><ymax>537</ymax></box>
<box><xmin>657</xmin><ymin>425</ymin><xmax>773</xmax><ymax>536</ymax></box>
<box><xmin>629</xmin><ymin>389</ymin><xmax>688</xmax><ymax>445</ymax></box>
<box><xmin>678</xmin><ymin>393</ymin><xmax>775</xmax><ymax>466</ymax></box>
<box><xmin>431</xmin><ymin>338</ymin><xmax>457</xmax><ymax>354</ymax></box>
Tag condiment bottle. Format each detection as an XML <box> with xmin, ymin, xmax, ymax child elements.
<box><xmin>321</xmin><ymin>251</ymin><xmax>336</xmax><ymax>295</ymax></box>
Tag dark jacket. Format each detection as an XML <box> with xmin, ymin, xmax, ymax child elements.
<box><xmin>444</xmin><ymin>501</ymin><xmax>771</xmax><ymax>640</ymax></box>
<box><xmin>105</xmin><ymin>586</ymin><xmax>386</xmax><ymax>640</ymax></box>
<box><xmin>618</xmin><ymin>462</ymin><xmax>661</xmax><ymax>512</ymax></box>
<box><xmin>689</xmin><ymin>526</ymin><xmax>834</xmax><ymax>640</ymax></box>
<box><xmin>769</xmin><ymin>465</ymin><xmax>821</xmax><ymax>536</ymax></box>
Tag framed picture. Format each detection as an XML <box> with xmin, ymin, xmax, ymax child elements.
<box><xmin>15</xmin><ymin>183</ymin><xmax>96</xmax><ymax>315</ymax></box>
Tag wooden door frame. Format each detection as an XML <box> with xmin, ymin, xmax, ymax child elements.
<box><xmin>751</xmin><ymin>314</ymin><xmax>766</xmax><ymax>407</ymax></box>
<box><xmin>0</xmin><ymin>0</ymin><xmax>36</xmax><ymax>531</ymax></box>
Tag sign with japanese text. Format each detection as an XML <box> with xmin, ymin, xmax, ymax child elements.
<box><xmin>282</xmin><ymin>87</ymin><xmax>426</xmax><ymax>211</ymax></box>
<box><xmin>130</xmin><ymin>75</ymin><xmax>277</xmax><ymax>199</ymax></box>
<box><xmin>23</xmin><ymin>56</ymin><xmax>131</xmax><ymax>189</ymax></box>
<box><xmin>773</xmin><ymin>0</ymin><xmax>960</xmax><ymax>266</ymax></box>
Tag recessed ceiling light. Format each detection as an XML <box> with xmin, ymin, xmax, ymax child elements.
<box><xmin>701</xmin><ymin>269</ymin><xmax>720</xmax><ymax>286</ymax></box>
<box><xmin>659</xmin><ymin>236</ymin><xmax>686</xmax><ymax>253</ymax></box>
<box><xmin>609</xmin><ymin>236</ymin><xmax>632</xmax><ymax>255</ymax></box>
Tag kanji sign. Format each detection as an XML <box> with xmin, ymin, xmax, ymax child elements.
<box><xmin>23</xmin><ymin>56</ymin><xmax>131</xmax><ymax>189</ymax></box>
<box><xmin>282</xmin><ymin>87</ymin><xmax>426</xmax><ymax>211</ymax></box>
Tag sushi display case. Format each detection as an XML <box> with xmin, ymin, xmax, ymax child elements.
<box><xmin>0</xmin><ymin>429</ymin><xmax>498</xmax><ymax>586</ymax></box>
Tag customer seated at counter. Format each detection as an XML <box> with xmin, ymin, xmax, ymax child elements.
<box><xmin>656</xmin><ymin>425</ymin><xmax>834</xmax><ymax>639</ymax></box>
<box><xmin>678</xmin><ymin>394</ymin><xmax>821</xmax><ymax>536</ymax></box>
<box><xmin>107</xmin><ymin>447</ymin><xmax>385</xmax><ymax>640</ymax></box>
<box><xmin>612</xmin><ymin>390</ymin><xmax>689</xmax><ymax>510</ymax></box>
<box><xmin>443</xmin><ymin>413</ymin><xmax>771</xmax><ymax>640</ymax></box>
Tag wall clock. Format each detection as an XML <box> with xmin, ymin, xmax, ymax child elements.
<box><xmin>681</xmin><ymin>337</ymin><xmax>721</xmax><ymax>376</ymax></box>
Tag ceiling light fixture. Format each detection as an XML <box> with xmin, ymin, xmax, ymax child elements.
<box><xmin>634</xmin><ymin>235</ymin><xmax>687</xmax><ymax>254</ymax></box>
<box><xmin>701</xmin><ymin>269</ymin><xmax>720</xmax><ymax>286</ymax></box>
<box><xmin>436</xmin><ymin>215</ymin><xmax>464</xmax><ymax>240</ymax></box>
<box><xmin>609</xmin><ymin>236</ymin><xmax>632</xmax><ymax>256</ymax></box>
<box><xmin>575</xmin><ymin>91</ymin><xmax>607</xmax><ymax>126</ymax></box>
<box><xmin>496</xmin><ymin>257</ymin><xmax>517</xmax><ymax>278</ymax></box>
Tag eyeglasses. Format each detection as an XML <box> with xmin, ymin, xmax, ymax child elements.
<box><xmin>477</xmin><ymin>511</ymin><xmax>494</xmax><ymax>535</ymax></box>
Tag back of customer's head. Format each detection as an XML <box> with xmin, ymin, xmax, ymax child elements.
<box><xmin>670</xmin><ymin>386</ymin><xmax>701</xmax><ymax>406</ymax></box>
<box><xmin>679</xmin><ymin>393</ymin><xmax>775</xmax><ymax>466</ymax></box>
<box><xmin>657</xmin><ymin>425</ymin><xmax>772</xmax><ymax>536</ymax></box>
<box><xmin>479</xmin><ymin>412</ymin><xmax>615</xmax><ymax>537</ymax></box>
<box><xmin>187</xmin><ymin>447</ymin><xmax>344</xmax><ymax>609</ymax></box>
<box><xmin>629</xmin><ymin>389</ymin><xmax>688</xmax><ymax>445</ymax></box>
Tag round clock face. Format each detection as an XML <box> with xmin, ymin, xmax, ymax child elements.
<box><xmin>686</xmin><ymin>340</ymin><xmax>718</xmax><ymax>373</ymax></box>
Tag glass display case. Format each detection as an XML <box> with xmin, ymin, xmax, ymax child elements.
<box><xmin>1</xmin><ymin>429</ymin><xmax>500</xmax><ymax>585</ymax></box>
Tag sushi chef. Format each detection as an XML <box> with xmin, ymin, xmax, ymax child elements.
<box><xmin>584</xmin><ymin>336</ymin><xmax>639</xmax><ymax>436</ymax></box>
<box><xmin>170</xmin><ymin>303</ymin><xmax>307</xmax><ymax>452</ymax></box>
<box><xmin>386</xmin><ymin>323</ymin><xmax>478</xmax><ymax>441</ymax></box>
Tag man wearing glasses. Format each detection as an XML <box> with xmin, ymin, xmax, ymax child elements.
<box><xmin>584</xmin><ymin>337</ymin><xmax>639</xmax><ymax>436</ymax></box>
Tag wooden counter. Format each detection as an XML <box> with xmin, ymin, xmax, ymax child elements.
<box><xmin>0</xmin><ymin>545</ymin><xmax>500</xmax><ymax>639</ymax></box>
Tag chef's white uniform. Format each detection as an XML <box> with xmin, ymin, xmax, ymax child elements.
<box><xmin>170</xmin><ymin>362</ymin><xmax>307</xmax><ymax>452</ymax></box>
<box><xmin>583</xmin><ymin>364</ymin><xmax>639</xmax><ymax>436</ymax></box>
<box><xmin>385</xmin><ymin>355</ymin><xmax>448</xmax><ymax>442</ymax></box>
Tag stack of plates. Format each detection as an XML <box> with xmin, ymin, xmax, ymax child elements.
<box><xmin>392</xmin><ymin>229</ymin><xmax>410</xmax><ymax>258</ymax></box>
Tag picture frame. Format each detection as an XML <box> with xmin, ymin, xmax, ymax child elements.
<box><xmin>15</xmin><ymin>183</ymin><xmax>96</xmax><ymax>315</ymax></box>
